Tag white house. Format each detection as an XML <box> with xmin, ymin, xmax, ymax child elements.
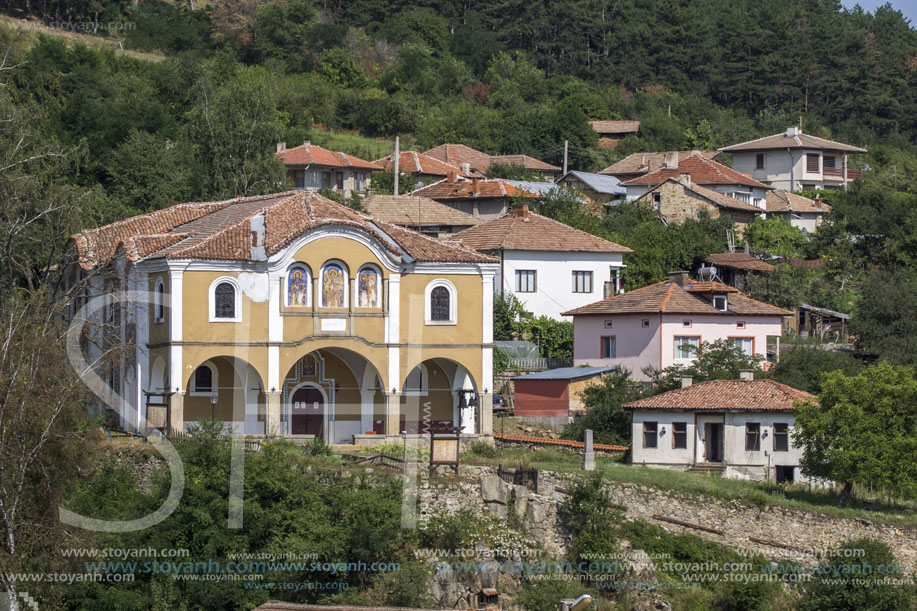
<box><xmin>451</xmin><ymin>204</ymin><xmax>632</xmax><ymax>320</ymax></box>
<box><xmin>623</xmin><ymin>375</ymin><xmax>816</xmax><ymax>483</ymax></box>
<box><xmin>719</xmin><ymin>127</ymin><xmax>867</xmax><ymax>191</ymax></box>
<box><xmin>562</xmin><ymin>272</ymin><xmax>790</xmax><ymax>381</ymax></box>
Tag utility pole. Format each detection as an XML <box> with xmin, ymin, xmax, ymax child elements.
<box><xmin>393</xmin><ymin>136</ymin><xmax>400</xmax><ymax>196</ymax></box>
<box><xmin>563</xmin><ymin>140</ymin><xmax>569</xmax><ymax>175</ymax></box>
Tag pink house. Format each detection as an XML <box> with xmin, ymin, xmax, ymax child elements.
<box><xmin>562</xmin><ymin>272</ymin><xmax>790</xmax><ymax>381</ymax></box>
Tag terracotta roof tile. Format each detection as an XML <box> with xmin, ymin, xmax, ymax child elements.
<box><xmin>73</xmin><ymin>191</ymin><xmax>497</xmax><ymax>269</ymax></box>
<box><xmin>451</xmin><ymin>208</ymin><xmax>632</xmax><ymax>254</ymax></box>
<box><xmin>372</xmin><ymin>151</ymin><xmax>475</xmax><ymax>177</ymax></box>
<box><xmin>562</xmin><ymin>279</ymin><xmax>790</xmax><ymax>316</ymax></box>
<box><xmin>589</xmin><ymin>120</ymin><xmax>640</xmax><ymax>134</ymax></box>
<box><xmin>708</xmin><ymin>253</ymin><xmax>776</xmax><ymax>272</ymax></box>
<box><xmin>362</xmin><ymin>195</ymin><xmax>481</xmax><ymax>227</ymax></box>
<box><xmin>620</xmin><ymin>153</ymin><xmax>771</xmax><ymax>190</ymax></box>
<box><xmin>720</xmin><ymin>130</ymin><xmax>867</xmax><ymax>153</ymax></box>
<box><xmin>623</xmin><ymin>379</ymin><xmax>816</xmax><ymax>412</ymax></box>
<box><xmin>276</xmin><ymin>143</ymin><xmax>381</xmax><ymax>170</ymax></box>
<box><xmin>493</xmin><ymin>432</ymin><xmax>627</xmax><ymax>452</ymax></box>
<box><xmin>423</xmin><ymin>144</ymin><xmax>492</xmax><ymax>173</ymax></box>
<box><xmin>488</xmin><ymin>154</ymin><xmax>561</xmax><ymax>172</ymax></box>
<box><xmin>765</xmin><ymin>190</ymin><xmax>832</xmax><ymax>214</ymax></box>
<box><xmin>599</xmin><ymin>150</ymin><xmax>720</xmax><ymax>176</ymax></box>
<box><xmin>410</xmin><ymin>177</ymin><xmax>538</xmax><ymax>200</ymax></box>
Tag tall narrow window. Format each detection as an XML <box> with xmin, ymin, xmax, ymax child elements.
<box><xmin>214</xmin><ymin>282</ymin><xmax>236</xmax><ymax>319</ymax></box>
<box><xmin>745</xmin><ymin>422</ymin><xmax>761</xmax><ymax>451</ymax></box>
<box><xmin>806</xmin><ymin>153</ymin><xmax>820</xmax><ymax>173</ymax></box>
<box><xmin>515</xmin><ymin>270</ymin><xmax>536</xmax><ymax>293</ymax></box>
<box><xmin>774</xmin><ymin>423</ymin><xmax>789</xmax><ymax>452</ymax></box>
<box><xmin>601</xmin><ymin>336</ymin><xmax>616</xmax><ymax>358</ymax></box>
<box><xmin>154</xmin><ymin>278</ymin><xmax>165</xmax><ymax>323</ymax></box>
<box><xmin>193</xmin><ymin>366</ymin><xmax>213</xmax><ymax>393</ymax></box>
<box><xmin>430</xmin><ymin>287</ymin><xmax>450</xmax><ymax>321</ymax></box>
<box><xmin>572</xmin><ymin>271</ymin><xmax>593</xmax><ymax>293</ymax></box>
<box><xmin>287</xmin><ymin>266</ymin><xmax>310</xmax><ymax>307</ymax></box>
<box><xmin>672</xmin><ymin>422</ymin><xmax>687</xmax><ymax>449</ymax></box>
<box><xmin>643</xmin><ymin>421</ymin><xmax>658</xmax><ymax>449</ymax></box>
<box><xmin>731</xmin><ymin>337</ymin><xmax>753</xmax><ymax>356</ymax></box>
<box><xmin>755</xmin><ymin>153</ymin><xmax>765</xmax><ymax>170</ymax></box>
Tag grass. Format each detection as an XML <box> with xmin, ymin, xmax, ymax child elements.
<box><xmin>305</xmin><ymin>128</ymin><xmax>396</xmax><ymax>161</ymax></box>
<box><xmin>462</xmin><ymin>447</ymin><xmax>917</xmax><ymax>527</ymax></box>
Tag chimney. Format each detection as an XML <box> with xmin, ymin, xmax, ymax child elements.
<box><xmin>814</xmin><ymin>193</ymin><xmax>822</xmax><ymax>207</ymax></box>
<box><xmin>664</xmin><ymin>151</ymin><xmax>678</xmax><ymax>169</ymax></box>
<box><xmin>680</xmin><ymin>375</ymin><xmax>693</xmax><ymax>388</ymax></box>
<box><xmin>249</xmin><ymin>213</ymin><xmax>266</xmax><ymax>261</ymax></box>
<box><xmin>786</xmin><ymin>126</ymin><xmax>800</xmax><ymax>138</ymax></box>
<box><xmin>461</xmin><ymin>162</ymin><xmax>471</xmax><ymax>175</ymax></box>
<box><xmin>679</xmin><ymin>173</ymin><xmax>691</xmax><ymax>185</ymax></box>
<box><xmin>667</xmin><ymin>271</ymin><xmax>690</xmax><ymax>286</ymax></box>
<box><xmin>472</xmin><ymin>178</ymin><xmax>481</xmax><ymax>195</ymax></box>
<box><xmin>303</xmin><ymin>141</ymin><xmax>310</xmax><ymax>147</ymax></box>
<box><xmin>511</xmin><ymin>203</ymin><xmax>529</xmax><ymax>217</ymax></box>
<box><xmin>446</xmin><ymin>171</ymin><xmax>458</xmax><ymax>183</ymax></box>
<box><xmin>276</xmin><ymin>141</ymin><xmax>287</xmax><ymax>153</ymax></box>
<box><xmin>604</xmin><ymin>281</ymin><xmax>615</xmax><ymax>299</ymax></box>
<box><xmin>739</xmin><ymin>369</ymin><xmax>755</xmax><ymax>381</ymax></box>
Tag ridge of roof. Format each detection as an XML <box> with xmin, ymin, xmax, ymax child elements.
<box><xmin>637</xmin><ymin>178</ymin><xmax>762</xmax><ymax>212</ymax></box>
<box><xmin>276</xmin><ymin>143</ymin><xmax>381</xmax><ymax>170</ymax></box>
<box><xmin>619</xmin><ymin>153</ymin><xmax>771</xmax><ymax>190</ymax></box>
<box><xmin>622</xmin><ymin>378</ymin><xmax>816</xmax><ymax>412</ymax></box>
<box><xmin>719</xmin><ymin>131</ymin><xmax>867</xmax><ymax>153</ymax></box>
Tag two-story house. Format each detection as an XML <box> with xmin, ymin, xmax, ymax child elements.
<box><xmin>69</xmin><ymin>190</ymin><xmax>499</xmax><ymax>445</ymax></box>
<box><xmin>719</xmin><ymin>127</ymin><xmax>867</xmax><ymax>191</ymax></box>
<box><xmin>451</xmin><ymin>204</ymin><xmax>632</xmax><ymax>320</ymax></box>
<box><xmin>276</xmin><ymin>142</ymin><xmax>381</xmax><ymax>198</ymax></box>
<box><xmin>410</xmin><ymin>175</ymin><xmax>538</xmax><ymax>221</ymax></box>
<box><xmin>598</xmin><ymin>150</ymin><xmax>721</xmax><ymax>182</ymax></box>
<box><xmin>563</xmin><ymin>272</ymin><xmax>790</xmax><ymax>381</ymax></box>
<box><xmin>373</xmin><ymin>151</ymin><xmax>476</xmax><ymax>189</ymax></box>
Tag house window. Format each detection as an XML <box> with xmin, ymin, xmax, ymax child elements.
<box><xmin>731</xmin><ymin>337</ymin><xmax>753</xmax><ymax>356</ymax></box>
<box><xmin>601</xmin><ymin>336</ymin><xmax>616</xmax><ymax>358</ymax></box>
<box><xmin>806</xmin><ymin>153</ymin><xmax>820</xmax><ymax>173</ymax></box>
<box><xmin>755</xmin><ymin>153</ymin><xmax>765</xmax><ymax>170</ymax></box>
<box><xmin>774</xmin><ymin>423</ymin><xmax>789</xmax><ymax>452</ymax></box>
<box><xmin>322</xmin><ymin>172</ymin><xmax>332</xmax><ymax>188</ymax></box>
<box><xmin>515</xmin><ymin>270</ymin><xmax>536</xmax><ymax>293</ymax></box>
<box><xmin>652</xmin><ymin>192</ymin><xmax>662</xmax><ymax>209</ymax></box>
<box><xmin>355</xmin><ymin>172</ymin><xmax>366</xmax><ymax>192</ymax></box>
<box><xmin>425</xmin><ymin>279</ymin><xmax>457</xmax><ymax>325</ymax></box>
<box><xmin>683</xmin><ymin>319</ymin><xmax>692</xmax><ymax>328</ymax></box>
<box><xmin>321</xmin><ymin>262</ymin><xmax>346</xmax><ymax>308</ymax></box>
<box><xmin>154</xmin><ymin>277</ymin><xmax>165</xmax><ymax>323</ymax></box>
<box><xmin>643</xmin><ymin>421</ymin><xmax>658</xmax><ymax>449</ymax></box>
<box><xmin>745</xmin><ymin>422</ymin><xmax>761</xmax><ymax>451</ymax></box>
<box><xmin>604</xmin><ymin>320</ymin><xmax>613</xmax><ymax>329</ymax></box>
<box><xmin>287</xmin><ymin>265</ymin><xmax>310</xmax><ymax>307</ymax></box>
<box><xmin>210</xmin><ymin>278</ymin><xmax>241</xmax><ymax>322</ymax></box>
<box><xmin>673</xmin><ymin>422</ymin><xmax>687</xmax><ymax>449</ymax></box>
<box><xmin>674</xmin><ymin>336</ymin><xmax>699</xmax><ymax>359</ymax></box>
<box><xmin>823</xmin><ymin>156</ymin><xmax>835</xmax><ymax>169</ymax></box>
<box><xmin>335</xmin><ymin>172</ymin><xmax>344</xmax><ymax>190</ymax></box>
<box><xmin>713</xmin><ymin>295</ymin><xmax>728</xmax><ymax>311</ymax></box>
<box><xmin>191</xmin><ymin>362</ymin><xmax>217</xmax><ymax>396</ymax></box>
<box><xmin>572</xmin><ymin>271</ymin><xmax>593</xmax><ymax>293</ymax></box>
<box><xmin>642</xmin><ymin>319</ymin><xmax>650</xmax><ymax>328</ymax></box>
<box><xmin>430</xmin><ymin>287</ymin><xmax>450</xmax><ymax>320</ymax></box>
<box><xmin>404</xmin><ymin>364</ymin><xmax>428</xmax><ymax>395</ymax></box>
<box><xmin>295</xmin><ymin>170</ymin><xmax>305</xmax><ymax>188</ymax></box>
<box><xmin>357</xmin><ymin>266</ymin><xmax>381</xmax><ymax>308</ymax></box>
<box><xmin>736</xmin><ymin>321</ymin><xmax>746</xmax><ymax>329</ymax></box>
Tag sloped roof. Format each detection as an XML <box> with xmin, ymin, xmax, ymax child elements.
<box><xmin>361</xmin><ymin>194</ymin><xmax>481</xmax><ymax>227</ymax></box>
<box><xmin>561</xmin><ymin>278</ymin><xmax>790</xmax><ymax>316</ymax></box>
<box><xmin>589</xmin><ymin>120</ymin><xmax>641</xmax><ymax>134</ymax></box>
<box><xmin>489</xmin><ymin>154</ymin><xmax>561</xmax><ymax>172</ymax></box>
<box><xmin>276</xmin><ymin>143</ymin><xmax>380</xmax><ymax>170</ymax></box>
<box><xmin>599</xmin><ymin>151</ymin><xmax>720</xmax><ymax>176</ymax></box>
<box><xmin>620</xmin><ymin>153</ymin><xmax>771</xmax><ymax>190</ymax></box>
<box><xmin>373</xmin><ymin>151</ymin><xmax>474</xmax><ymax>177</ymax></box>
<box><xmin>560</xmin><ymin>171</ymin><xmax>625</xmax><ymax>195</ymax></box>
<box><xmin>410</xmin><ymin>177</ymin><xmax>537</xmax><ymax>200</ymax></box>
<box><xmin>765</xmin><ymin>190</ymin><xmax>832</xmax><ymax>214</ymax></box>
<box><xmin>514</xmin><ymin>366</ymin><xmax>616</xmax><ymax>381</ymax></box>
<box><xmin>423</xmin><ymin>143</ymin><xmax>493</xmax><ymax>173</ymax></box>
<box><xmin>72</xmin><ymin>191</ymin><xmax>496</xmax><ymax>270</ymax></box>
<box><xmin>708</xmin><ymin>252</ymin><xmax>776</xmax><ymax>272</ymax></box>
<box><xmin>720</xmin><ymin>130</ymin><xmax>867</xmax><ymax>153</ymax></box>
<box><xmin>623</xmin><ymin>379</ymin><xmax>815</xmax><ymax>412</ymax></box>
<box><xmin>451</xmin><ymin>207</ymin><xmax>632</xmax><ymax>253</ymax></box>
<box><xmin>636</xmin><ymin>179</ymin><xmax>762</xmax><ymax>213</ymax></box>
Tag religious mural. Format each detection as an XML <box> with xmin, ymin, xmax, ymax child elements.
<box><xmin>358</xmin><ymin>267</ymin><xmax>379</xmax><ymax>308</ymax></box>
<box><xmin>322</xmin><ymin>264</ymin><xmax>345</xmax><ymax>307</ymax></box>
<box><xmin>287</xmin><ymin>266</ymin><xmax>308</xmax><ymax>307</ymax></box>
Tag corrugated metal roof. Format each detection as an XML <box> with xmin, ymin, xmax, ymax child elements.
<box><xmin>561</xmin><ymin>171</ymin><xmax>625</xmax><ymax>195</ymax></box>
<box><xmin>513</xmin><ymin>366</ymin><xmax>616</xmax><ymax>381</ymax></box>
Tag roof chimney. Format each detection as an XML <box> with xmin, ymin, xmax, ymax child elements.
<box><xmin>664</xmin><ymin>151</ymin><xmax>679</xmax><ymax>169</ymax></box>
<box><xmin>511</xmin><ymin>203</ymin><xmax>529</xmax><ymax>217</ymax></box>
<box><xmin>472</xmin><ymin>178</ymin><xmax>481</xmax><ymax>195</ymax></box>
<box><xmin>667</xmin><ymin>271</ymin><xmax>690</xmax><ymax>286</ymax></box>
<box><xmin>814</xmin><ymin>193</ymin><xmax>822</xmax><ymax>207</ymax></box>
<box><xmin>249</xmin><ymin>213</ymin><xmax>266</xmax><ymax>261</ymax></box>
<box><xmin>679</xmin><ymin>173</ymin><xmax>691</xmax><ymax>185</ymax></box>
<box><xmin>446</xmin><ymin>171</ymin><xmax>458</xmax><ymax>183</ymax></box>
<box><xmin>461</xmin><ymin>162</ymin><xmax>471</xmax><ymax>175</ymax></box>
<box><xmin>680</xmin><ymin>375</ymin><xmax>693</xmax><ymax>388</ymax></box>
<box><xmin>739</xmin><ymin>369</ymin><xmax>755</xmax><ymax>381</ymax></box>
<box><xmin>276</xmin><ymin>141</ymin><xmax>287</xmax><ymax>153</ymax></box>
<box><xmin>786</xmin><ymin>126</ymin><xmax>800</xmax><ymax>137</ymax></box>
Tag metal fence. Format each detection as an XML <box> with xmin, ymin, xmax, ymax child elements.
<box><xmin>507</xmin><ymin>357</ymin><xmax>572</xmax><ymax>371</ymax></box>
<box><xmin>497</xmin><ymin>464</ymin><xmax>539</xmax><ymax>491</ymax></box>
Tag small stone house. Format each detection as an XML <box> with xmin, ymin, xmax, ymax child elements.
<box><xmin>623</xmin><ymin>375</ymin><xmax>815</xmax><ymax>483</ymax></box>
<box><xmin>634</xmin><ymin>177</ymin><xmax>761</xmax><ymax>231</ymax></box>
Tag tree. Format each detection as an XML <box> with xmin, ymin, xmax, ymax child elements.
<box><xmin>766</xmin><ymin>345</ymin><xmax>865</xmax><ymax>394</ymax></box>
<box><xmin>743</xmin><ymin>217</ymin><xmax>809</xmax><ymax>258</ymax></box>
<box><xmin>793</xmin><ymin>362</ymin><xmax>917</xmax><ymax>505</ymax></box>
<box><xmin>107</xmin><ymin>130</ymin><xmax>194</xmax><ymax>214</ymax></box>
<box><xmin>850</xmin><ymin>269</ymin><xmax>917</xmax><ymax>365</ymax></box>
<box><xmin>561</xmin><ymin>368</ymin><xmax>637</xmax><ymax>446</ymax></box>
<box><xmin>643</xmin><ymin>338</ymin><xmax>764</xmax><ymax>393</ymax></box>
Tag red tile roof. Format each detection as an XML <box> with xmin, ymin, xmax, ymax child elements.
<box><xmin>623</xmin><ymin>379</ymin><xmax>816</xmax><ymax>412</ymax></box>
<box><xmin>372</xmin><ymin>151</ymin><xmax>474</xmax><ymax>177</ymax></box>
<box><xmin>708</xmin><ymin>252</ymin><xmax>777</xmax><ymax>272</ymax></box>
<box><xmin>451</xmin><ymin>207</ymin><xmax>632</xmax><ymax>253</ymax></box>
<box><xmin>362</xmin><ymin>195</ymin><xmax>481</xmax><ymax>227</ymax></box>
<box><xmin>619</xmin><ymin>152</ymin><xmax>771</xmax><ymax>190</ymax></box>
<box><xmin>599</xmin><ymin>151</ymin><xmax>720</xmax><ymax>176</ymax></box>
<box><xmin>276</xmin><ymin>143</ymin><xmax>380</xmax><ymax>170</ymax></box>
<box><xmin>720</xmin><ymin>130</ymin><xmax>867</xmax><ymax>153</ymax></box>
<box><xmin>423</xmin><ymin>143</ymin><xmax>492</xmax><ymax>173</ymax></box>
<box><xmin>73</xmin><ymin>191</ymin><xmax>497</xmax><ymax>269</ymax></box>
<box><xmin>589</xmin><ymin>120</ymin><xmax>641</xmax><ymax>135</ymax></box>
<box><xmin>493</xmin><ymin>432</ymin><xmax>628</xmax><ymax>452</ymax></box>
<box><xmin>410</xmin><ymin>177</ymin><xmax>537</xmax><ymax>200</ymax></box>
<box><xmin>561</xmin><ymin>278</ymin><xmax>790</xmax><ymax>317</ymax></box>
<box><xmin>488</xmin><ymin>154</ymin><xmax>561</xmax><ymax>172</ymax></box>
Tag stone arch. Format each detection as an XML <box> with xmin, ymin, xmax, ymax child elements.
<box><xmin>183</xmin><ymin>355</ymin><xmax>265</xmax><ymax>435</ymax></box>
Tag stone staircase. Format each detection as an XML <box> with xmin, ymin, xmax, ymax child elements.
<box><xmin>687</xmin><ymin>462</ymin><xmax>726</xmax><ymax>475</ymax></box>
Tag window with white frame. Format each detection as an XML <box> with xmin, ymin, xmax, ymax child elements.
<box><xmin>424</xmin><ymin>279</ymin><xmax>457</xmax><ymax>325</ymax></box>
<box><xmin>674</xmin><ymin>336</ymin><xmax>699</xmax><ymax>359</ymax></box>
<box><xmin>572</xmin><ymin>270</ymin><xmax>593</xmax><ymax>293</ymax></box>
<box><xmin>515</xmin><ymin>270</ymin><xmax>536</xmax><ymax>293</ymax></box>
<box><xmin>643</xmin><ymin>421</ymin><xmax>658</xmax><ymax>448</ymax></box>
<box><xmin>210</xmin><ymin>277</ymin><xmax>241</xmax><ymax>322</ymax></box>
<box><xmin>190</xmin><ymin>362</ymin><xmax>217</xmax><ymax>396</ymax></box>
<box><xmin>601</xmin><ymin>336</ymin><xmax>616</xmax><ymax>358</ymax></box>
<box><xmin>713</xmin><ymin>295</ymin><xmax>728</xmax><ymax>311</ymax></box>
<box><xmin>731</xmin><ymin>336</ymin><xmax>753</xmax><ymax>356</ymax></box>
<box><xmin>154</xmin><ymin>277</ymin><xmax>165</xmax><ymax>323</ymax></box>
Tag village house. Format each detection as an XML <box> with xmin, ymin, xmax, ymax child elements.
<box><xmin>512</xmin><ymin>366</ymin><xmax>616</xmax><ymax>429</ymax></box>
<box><xmin>598</xmin><ymin>150</ymin><xmax>721</xmax><ymax>182</ymax></box>
<box><xmin>424</xmin><ymin>143</ymin><xmax>562</xmax><ymax>181</ymax></box>
<box><xmin>624</xmin><ymin>375</ymin><xmax>815</xmax><ymax>483</ymax></box>
<box><xmin>706</xmin><ymin>250</ymin><xmax>776</xmax><ymax>289</ymax></box>
<box><xmin>452</xmin><ymin>204</ymin><xmax>632</xmax><ymax>320</ymax></box>
<box><xmin>361</xmin><ymin>194</ymin><xmax>481</xmax><ymax>238</ymax></box>
<box><xmin>275</xmin><ymin>142</ymin><xmax>380</xmax><ymax>198</ymax></box>
<box><xmin>620</xmin><ymin>151</ymin><xmax>773</xmax><ymax>208</ymax></box>
<box><xmin>373</xmin><ymin>151</ymin><xmax>475</xmax><ymax>188</ymax></box>
<box><xmin>69</xmin><ymin>190</ymin><xmax>499</xmax><ymax>445</ymax></box>
<box><xmin>556</xmin><ymin>171</ymin><xmax>626</xmax><ymax>209</ymax></box>
<box><xmin>588</xmin><ymin>120</ymin><xmax>641</xmax><ymax>148</ymax></box>
<box><xmin>764</xmin><ymin>190</ymin><xmax>831</xmax><ymax>233</ymax></box>
<box><xmin>410</xmin><ymin>175</ymin><xmax>538</xmax><ymax>221</ymax></box>
<box><xmin>633</xmin><ymin>177</ymin><xmax>762</xmax><ymax>230</ymax></box>
<box><xmin>563</xmin><ymin>272</ymin><xmax>790</xmax><ymax>381</ymax></box>
<box><xmin>719</xmin><ymin>126</ymin><xmax>867</xmax><ymax>191</ymax></box>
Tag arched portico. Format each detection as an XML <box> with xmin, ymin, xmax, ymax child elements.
<box><xmin>183</xmin><ymin>356</ymin><xmax>265</xmax><ymax>434</ymax></box>
<box><xmin>400</xmin><ymin>358</ymin><xmax>479</xmax><ymax>435</ymax></box>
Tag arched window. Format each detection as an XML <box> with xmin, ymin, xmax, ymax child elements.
<box><xmin>154</xmin><ymin>277</ymin><xmax>165</xmax><ymax>322</ymax></box>
<box><xmin>357</xmin><ymin>265</ymin><xmax>381</xmax><ymax>308</ymax></box>
<box><xmin>190</xmin><ymin>361</ymin><xmax>218</xmax><ymax>396</ymax></box>
<box><xmin>321</xmin><ymin>262</ymin><xmax>347</xmax><ymax>308</ymax></box>
<box><xmin>209</xmin><ymin>277</ymin><xmax>241</xmax><ymax>322</ymax></box>
<box><xmin>404</xmin><ymin>363</ymin><xmax>428</xmax><ymax>395</ymax></box>
<box><xmin>424</xmin><ymin>279</ymin><xmax>456</xmax><ymax>325</ymax></box>
<box><xmin>287</xmin><ymin>265</ymin><xmax>310</xmax><ymax>307</ymax></box>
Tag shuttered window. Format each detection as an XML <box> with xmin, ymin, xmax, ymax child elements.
<box><xmin>806</xmin><ymin>153</ymin><xmax>820</xmax><ymax>173</ymax></box>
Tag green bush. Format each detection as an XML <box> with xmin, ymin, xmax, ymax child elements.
<box><xmin>469</xmin><ymin>440</ymin><xmax>497</xmax><ymax>458</ymax></box>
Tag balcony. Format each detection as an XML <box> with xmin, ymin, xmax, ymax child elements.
<box><xmin>823</xmin><ymin>168</ymin><xmax>862</xmax><ymax>180</ymax></box>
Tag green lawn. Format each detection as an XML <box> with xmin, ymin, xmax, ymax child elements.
<box><xmin>305</xmin><ymin>128</ymin><xmax>399</xmax><ymax>161</ymax></box>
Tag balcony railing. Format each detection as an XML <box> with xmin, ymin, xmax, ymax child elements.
<box><xmin>823</xmin><ymin>168</ymin><xmax>861</xmax><ymax>179</ymax></box>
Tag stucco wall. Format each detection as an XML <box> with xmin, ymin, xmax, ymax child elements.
<box><xmin>514</xmin><ymin>379</ymin><xmax>569</xmax><ymax>417</ymax></box>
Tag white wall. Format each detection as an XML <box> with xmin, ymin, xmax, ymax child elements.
<box><xmin>730</xmin><ymin>150</ymin><xmax>844</xmax><ymax>191</ymax></box>
<box><xmin>497</xmin><ymin>250</ymin><xmax>625</xmax><ymax>320</ymax></box>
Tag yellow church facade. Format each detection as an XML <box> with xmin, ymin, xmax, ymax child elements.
<box><xmin>72</xmin><ymin>190</ymin><xmax>498</xmax><ymax>444</ymax></box>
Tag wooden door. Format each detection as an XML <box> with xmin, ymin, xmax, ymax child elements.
<box><xmin>291</xmin><ymin>386</ymin><xmax>325</xmax><ymax>439</ymax></box>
